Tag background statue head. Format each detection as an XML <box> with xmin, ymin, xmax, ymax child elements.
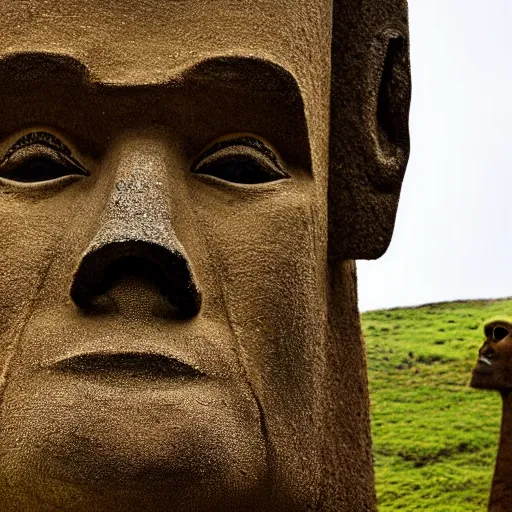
<box><xmin>0</xmin><ymin>0</ymin><xmax>410</xmax><ymax>510</ymax></box>
<box><xmin>471</xmin><ymin>319</ymin><xmax>512</xmax><ymax>391</ymax></box>
<box><xmin>470</xmin><ymin>321</ymin><xmax>512</xmax><ymax>510</ymax></box>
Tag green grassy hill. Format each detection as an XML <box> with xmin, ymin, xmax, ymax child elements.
<box><xmin>362</xmin><ymin>298</ymin><xmax>512</xmax><ymax>511</ymax></box>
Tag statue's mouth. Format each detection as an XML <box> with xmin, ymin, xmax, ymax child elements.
<box><xmin>478</xmin><ymin>356</ymin><xmax>492</xmax><ymax>366</ymax></box>
<box><xmin>473</xmin><ymin>355</ymin><xmax>495</xmax><ymax>375</ymax></box>
<box><xmin>28</xmin><ymin>311</ymin><xmax>236</xmax><ymax>383</ymax></box>
<box><xmin>46</xmin><ymin>351</ymin><xmax>205</xmax><ymax>381</ymax></box>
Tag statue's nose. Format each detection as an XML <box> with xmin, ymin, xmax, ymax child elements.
<box><xmin>481</xmin><ymin>344</ymin><xmax>498</xmax><ymax>359</ymax></box>
<box><xmin>70</xmin><ymin>139</ymin><xmax>201</xmax><ymax>319</ymax></box>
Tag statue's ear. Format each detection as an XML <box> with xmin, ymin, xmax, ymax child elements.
<box><xmin>328</xmin><ymin>1</ymin><xmax>411</xmax><ymax>260</ymax></box>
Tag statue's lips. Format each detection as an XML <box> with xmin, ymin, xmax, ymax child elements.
<box><xmin>27</xmin><ymin>312</ymin><xmax>238</xmax><ymax>382</ymax></box>
<box><xmin>473</xmin><ymin>356</ymin><xmax>495</xmax><ymax>375</ymax></box>
<box><xmin>46</xmin><ymin>351</ymin><xmax>205</xmax><ymax>380</ymax></box>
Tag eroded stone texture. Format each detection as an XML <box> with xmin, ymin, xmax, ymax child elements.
<box><xmin>0</xmin><ymin>0</ymin><xmax>411</xmax><ymax>510</ymax></box>
<box><xmin>472</xmin><ymin>320</ymin><xmax>512</xmax><ymax>512</ymax></box>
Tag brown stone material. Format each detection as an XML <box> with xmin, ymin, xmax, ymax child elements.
<box><xmin>0</xmin><ymin>0</ymin><xmax>411</xmax><ymax>510</ymax></box>
<box><xmin>471</xmin><ymin>320</ymin><xmax>512</xmax><ymax>511</ymax></box>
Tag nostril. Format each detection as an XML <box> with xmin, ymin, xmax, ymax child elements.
<box><xmin>482</xmin><ymin>346</ymin><xmax>498</xmax><ymax>359</ymax></box>
<box><xmin>101</xmin><ymin>257</ymin><xmax>184</xmax><ymax>314</ymax></box>
<box><xmin>102</xmin><ymin>256</ymin><xmax>174</xmax><ymax>296</ymax></box>
<box><xmin>71</xmin><ymin>241</ymin><xmax>201</xmax><ymax>319</ymax></box>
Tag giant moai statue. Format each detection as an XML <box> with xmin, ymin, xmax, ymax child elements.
<box><xmin>471</xmin><ymin>319</ymin><xmax>512</xmax><ymax>512</ymax></box>
<box><xmin>0</xmin><ymin>0</ymin><xmax>411</xmax><ymax>510</ymax></box>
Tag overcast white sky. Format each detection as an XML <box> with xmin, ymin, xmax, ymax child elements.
<box><xmin>357</xmin><ymin>0</ymin><xmax>512</xmax><ymax>312</ymax></box>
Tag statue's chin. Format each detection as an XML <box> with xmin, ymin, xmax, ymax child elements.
<box><xmin>470</xmin><ymin>367</ymin><xmax>497</xmax><ymax>389</ymax></box>
<box><xmin>0</xmin><ymin>376</ymin><xmax>268</xmax><ymax>512</ymax></box>
<box><xmin>470</xmin><ymin>368</ymin><xmax>512</xmax><ymax>392</ymax></box>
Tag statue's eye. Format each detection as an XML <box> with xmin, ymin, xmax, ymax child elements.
<box><xmin>493</xmin><ymin>326</ymin><xmax>509</xmax><ymax>342</ymax></box>
<box><xmin>0</xmin><ymin>132</ymin><xmax>89</xmax><ymax>184</ymax></box>
<box><xmin>193</xmin><ymin>154</ymin><xmax>285</xmax><ymax>184</ymax></box>
<box><xmin>191</xmin><ymin>137</ymin><xmax>289</xmax><ymax>185</ymax></box>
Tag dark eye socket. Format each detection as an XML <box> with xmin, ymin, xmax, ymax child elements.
<box><xmin>191</xmin><ymin>137</ymin><xmax>289</xmax><ymax>185</ymax></box>
<box><xmin>493</xmin><ymin>326</ymin><xmax>509</xmax><ymax>341</ymax></box>
<box><xmin>194</xmin><ymin>154</ymin><xmax>285</xmax><ymax>184</ymax></box>
<box><xmin>0</xmin><ymin>132</ymin><xmax>89</xmax><ymax>184</ymax></box>
<box><xmin>1</xmin><ymin>154</ymin><xmax>87</xmax><ymax>183</ymax></box>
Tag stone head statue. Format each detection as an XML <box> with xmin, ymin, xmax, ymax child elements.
<box><xmin>471</xmin><ymin>321</ymin><xmax>512</xmax><ymax>510</ymax></box>
<box><xmin>0</xmin><ymin>0</ymin><xmax>411</xmax><ymax>510</ymax></box>
<box><xmin>471</xmin><ymin>319</ymin><xmax>512</xmax><ymax>391</ymax></box>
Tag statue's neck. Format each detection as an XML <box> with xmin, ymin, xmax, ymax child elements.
<box><xmin>489</xmin><ymin>391</ymin><xmax>512</xmax><ymax>511</ymax></box>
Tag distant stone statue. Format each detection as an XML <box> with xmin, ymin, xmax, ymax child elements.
<box><xmin>471</xmin><ymin>319</ymin><xmax>512</xmax><ymax>511</ymax></box>
<box><xmin>0</xmin><ymin>0</ymin><xmax>411</xmax><ymax>510</ymax></box>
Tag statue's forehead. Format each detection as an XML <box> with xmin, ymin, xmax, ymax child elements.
<box><xmin>0</xmin><ymin>0</ymin><xmax>332</xmax><ymax>86</ymax></box>
<box><xmin>484</xmin><ymin>318</ymin><xmax>512</xmax><ymax>330</ymax></box>
<box><xmin>0</xmin><ymin>0</ymin><xmax>333</xmax><ymax>183</ymax></box>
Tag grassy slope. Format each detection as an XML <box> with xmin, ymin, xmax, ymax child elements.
<box><xmin>362</xmin><ymin>298</ymin><xmax>512</xmax><ymax>511</ymax></box>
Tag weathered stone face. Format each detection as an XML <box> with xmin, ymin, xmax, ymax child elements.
<box><xmin>0</xmin><ymin>1</ymin><xmax>410</xmax><ymax>510</ymax></box>
<box><xmin>471</xmin><ymin>321</ymin><xmax>512</xmax><ymax>391</ymax></box>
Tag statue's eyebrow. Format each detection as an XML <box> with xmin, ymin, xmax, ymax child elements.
<box><xmin>0</xmin><ymin>52</ymin><xmax>303</xmax><ymax>96</ymax></box>
<box><xmin>0</xmin><ymin>52</ymin><xmax>311</xmax><ymax>168</ymax></box>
